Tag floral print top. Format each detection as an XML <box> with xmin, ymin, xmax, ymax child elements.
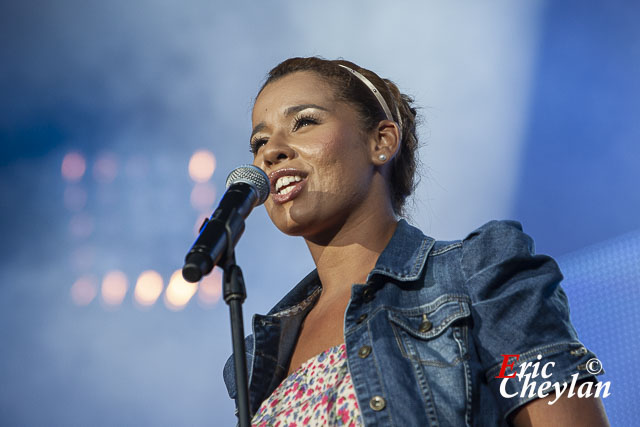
<box><xmin>252</xmin><ymin>343</ymin><xmax>363</xmax><ymax>426</ymax></box>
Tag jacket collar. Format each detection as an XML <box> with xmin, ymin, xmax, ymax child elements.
<box><xmin>266</xmin><ymin>219</ymin><xmax>434</xmax><ymax>316</ymax></box>
<box><xmin>367</xmin><ymin>219</ymin><xmax>435</xmax><ymax>282</ymax></box>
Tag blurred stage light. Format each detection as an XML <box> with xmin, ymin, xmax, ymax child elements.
<box><xmin>164</xmin><ymin>270</ymin><xmax>198</xmax><ymax>311</ymax></box>
<box><xmin>197</xmin><ymin>267</ymin><xmax>222</xmax><ymax>307</ymax></box>
<box><xmin>188</xmin><ymin>150</ymin><xmax>216</xmax><ymax>183</ymax></box>
<box><xmin>134</xmin><ymin>270</ymin><xmax>164</xmax><ymax>308</ymax></box>
<box><xmin>101</xmin><ymin>270</ymin><xmax>128</xmax><ymax>307</ymax></box>
<box><xmin>69</xmin><ymin>213</ymin><xmax>94</xmax><ymax>238</ymax></box>
<box><xmin>93</xmin><ymin>152</ymin><xmax>118</xmax><ymax>184</ymax></box>
<box><xmin>70</xmin><ymin>276</ymin><xmax>98</xmax><ymax>306</ymax></box>
<box><xmin>63</xmin><ymin>185</ymin><xmax>88</xmax><ymax>212</ymax></box>
<box><xmin>61</xmin><ymin>152</ymin><xmax>86</xmax><ymax>182</ymax></box>
<box><xmin>190</xmin><ymin>182</ymin><xmax>216</xmax><ymax>211</ymax></box>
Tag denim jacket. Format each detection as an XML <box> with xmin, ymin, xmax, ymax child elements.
<box><xmin>224</xmin><ymin>220</ymin><xmax>598</xmax><ymax>426</ymax></box>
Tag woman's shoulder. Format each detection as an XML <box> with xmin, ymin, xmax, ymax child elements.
<box><xmin>419</xmin><ymin>219</ymin><xmax>534</xmax><ymax>261</ymax></box>
<box><xmin>456</xmin><ymin>220</ymin><xmax>542</xmax><ymax>281</ymax></box>
<box><xmin>413</xmin><ymin>219</ymin><xmax>529</xmax><ymax>250</ymax></box>
<box><xmin>416</xmin><ymin>219</ymin><xmax>558</xmax><ymax>293</ymax></box>
<box><xmin>462</xmin><ymin>219</ymin><xmax>530</xmax><ymax>248</ymax></box>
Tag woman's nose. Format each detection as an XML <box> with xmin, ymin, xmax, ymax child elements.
<box><xmin>261</xmin><ymin>136</ymin><xmax>296</xmax><ymax>168</ymax></box>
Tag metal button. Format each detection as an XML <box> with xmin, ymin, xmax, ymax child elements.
<box><xmin>358</xmin><ymin>345</ymin><xmax>372</xmax><ymax>358</ymax></box>
<box><xmin>362</xmin><ymin>287</ymin><xmax>374</xmax><ymax>302</ymax></box>
<box><xmin>570</xmin><ymin>347</ymin><xmax>587</xmax><ymax>356</ymax></box>
<box><xmin>418</xmin><ymin>314</ymin><xmax>432</xmax><ymax>333</ymax></box>
<box><xmin>356</xmin><ymin>313</ymin><xmax>368</xmax><ymax>324</ymax></box>
<box><xmin>369</xmin><ymin>395</ymin><xmax>386</xmax><ymax>411</ymax></box>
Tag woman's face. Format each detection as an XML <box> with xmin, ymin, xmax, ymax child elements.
<box><xmin>251</xmin><ymin>71</ymin><xmax>379</xmax><ymax>239</ymax></box>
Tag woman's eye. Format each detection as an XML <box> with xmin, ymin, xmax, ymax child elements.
<box><xmin>250</xmin><ymin>138</ymin><xmax>267</xmax><ymax>154</ymax></box>
<box><xmin>292</xmin><ymin>115</ymin><xmax>318</xmax><ymax>131</ymax></box>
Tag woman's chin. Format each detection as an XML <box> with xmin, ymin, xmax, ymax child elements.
<box><xmin>268</xmin><ymin>210</ymin><xmax>325</xmax><ymax>239</ymax></box>
<box><xmin>272</xmin><ymin>217</ymin><xmax>311</xmax><ymax>237</ymax></box>
<box><xmin>266</xmin><ymin>199</ymin><xmax>349</xmax><ymax>240</ymax></box>
<box><xmin>266</xmin><ymin>208</ymin><xmax>300</xmax><ymax>234</ymax></box>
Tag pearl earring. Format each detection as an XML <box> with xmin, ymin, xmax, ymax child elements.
<box><xmin>378</xmin><ymin>154</ymin><xmax>387</xmax><ymax>162</ymax></box>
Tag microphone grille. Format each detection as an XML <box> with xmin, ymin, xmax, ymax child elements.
<box><xmin>225</xmin><ymin>165</ymin><xmax>270</xmax><ymax>205</ymax></box>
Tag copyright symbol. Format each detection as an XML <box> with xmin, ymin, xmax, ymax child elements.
<box><xmin>586</xmin><ymin>358</ymin><xmax>603</xmax><ymax>375</ymax></box>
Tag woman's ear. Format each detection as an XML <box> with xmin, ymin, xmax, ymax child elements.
<box><xmin>369</xmin><ymin>120</ymin><xmax>401</xmax><ymax>165</ymax></box>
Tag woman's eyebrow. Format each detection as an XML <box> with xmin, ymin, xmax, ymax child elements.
<box><xmin>284</xmin><ymin>103</ymin><xmax>329</xmax><ymax>117</ymax></box>
<box><xmin>251</xmin><ymin>104</ymin><xmax>329</xmax><ymax>139</ymax></box>
<box><xmin>251</xmin><ymin>123</ymin><xmax>266</xmax><ymax>140</ymax></box>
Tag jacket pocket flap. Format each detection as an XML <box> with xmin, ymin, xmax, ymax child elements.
<box><xmin>388</xmin><ymin>295</ymin><xmax>471</xmax><ymax>340</ymax></box>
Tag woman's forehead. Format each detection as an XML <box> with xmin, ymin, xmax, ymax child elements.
<box><xmin>253</xmin><ymin>71</ymin><xmax>337</xmax><ymax>115</ymax></box>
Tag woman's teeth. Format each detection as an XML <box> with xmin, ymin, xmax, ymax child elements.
<box><xmin>275</xmin><ymin>175</ymin><xmax>303</xmax><ymax>193</ymax></box>
<box><xmin>279</xmin><ymin>185</ymin><xmax>296</xmax><ymax>195</ymax></box>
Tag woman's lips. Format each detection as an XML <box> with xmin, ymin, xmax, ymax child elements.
<box><xmin>271</xmin><ymin>178</ymin><xmax>307</xmax><ymax>204</ymax></box>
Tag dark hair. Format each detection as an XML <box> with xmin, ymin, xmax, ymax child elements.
<box><xmin>258</xmin><ymin>57</ymin><xmax>420</xmax><ymax>217</ymax></box>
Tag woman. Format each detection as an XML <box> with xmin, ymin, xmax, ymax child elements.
<box><xmin>224</xmin><ymin>57</ymin><xmax>609</xmax><ymax>426</ymax></box>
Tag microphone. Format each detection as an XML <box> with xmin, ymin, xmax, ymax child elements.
<box><xmin>182</xmin><ymin>165</ymin><xmax>270</xmax><ymax>283</ymax></box>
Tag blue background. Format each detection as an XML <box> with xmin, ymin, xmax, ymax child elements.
<box><xmin>1</xmin><ymin>1</ymin><xmax>638</xmax><ymax>425</ymax></box>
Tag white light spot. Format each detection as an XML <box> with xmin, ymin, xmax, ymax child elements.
<box><xmin>188</xmin><ymin>150</ymin><xmax>216</xmax><ymax>183</ymax></box>
<box><xmin>101</xmin><ymin>270</ymin><xmax>128</xmax><ymax>307</ymax></box>
<box><xmin>198</xmin><ymin>267</ymin><xmax>222</xmax><ymax>307</ymax></box>
<box><xmin>61</xmin><ymin>152</ymin><xmax>86</xmax><ymax>182</ymax></box>
<box><xmin>134</xmin><ymin>270</ymin><xmax>164</xmax><ymax>308</ymax></box>
<box><xmin>70</xmin><ymin>276</ymin><xmax>98</xmax><ymax>306</ymax></box>
<box><xmin>164</xmin><ymin>270</ymin><xmax>198</xmax><ymax>311</ymax></box>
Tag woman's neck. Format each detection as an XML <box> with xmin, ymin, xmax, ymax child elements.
<box><xmin>304</xmin><ymin>207</ymin><xmax>398</xmax><ymax>302</ymax></box>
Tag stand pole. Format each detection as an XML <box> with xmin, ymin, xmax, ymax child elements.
<box><xmin>223</xmin><ymin>256</ymin><xmax>250</xmax><ymax>427</ymax></box>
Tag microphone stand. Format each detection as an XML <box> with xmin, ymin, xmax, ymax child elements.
<box><xmin>222</xmin><ymin>221</ymin><xmax>250</xmax><ymax>427</ymax></box>
<box><xmin>183</xmin><ymin>165</ymin><xmax>270</xmax><ymax>426</ymax></box>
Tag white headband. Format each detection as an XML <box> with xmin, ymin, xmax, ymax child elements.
<box><xmin>338</xmin><ymin>64</ymin><xmax>403</xmax><ymax>142</ymax></box>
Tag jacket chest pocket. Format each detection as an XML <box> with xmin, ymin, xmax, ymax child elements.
<box><xmin>388</xmin><ymin>295</ymin><xmax>471</xmax><ymax>367</ymax></box>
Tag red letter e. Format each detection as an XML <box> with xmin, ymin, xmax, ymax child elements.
<box><xmin>495</xmin><ymin>354</ymin><xmax>520</xmax><ymax>378</ymax></box>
